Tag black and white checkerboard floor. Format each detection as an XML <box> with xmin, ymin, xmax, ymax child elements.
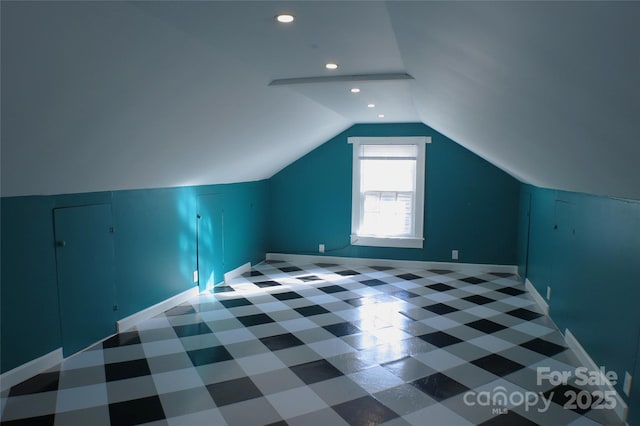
<box><xmin>1</xmin><ymin>260</ymin><xmax>625</xmax><ymax>425</ymax></box>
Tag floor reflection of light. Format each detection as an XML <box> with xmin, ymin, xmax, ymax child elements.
<box><xmin>366</xmin><ymin>341</ymin><xmax>409</xmax><ymax>362</ymax></box>
<box><xmin>272</xmin><ymin>277</ymin><xmax>306</xmax><ymax>286</ymax></box>
<box><xmin>370</xmin><ymin>326</ymin><xmax>411</xmax><ymax>344</ymax></box>
<box><xmin>311</xmin><ymin>273</ymin><xmax>340</xmax><ymax>282</ymax></box>
<box><xmin>207</xmin><ymin>271</ymin><xmax>349</xmax><ymax>299</ymax></box>
<box><xmin>356</xmin><ymin>314</ymin><xmax>390</xmax><ymax>332</ymax></box>
<box><xmin>358</xmin><ymin>302</ymin><xmax>404</xmax><ymax>320</ymax></box>
<box><xmin>385</xmin><ymin>313</ymin><xmax>413</xmax><ymax>329</ymax></box>
<box><xmin>207</xmin><ymin>270</ymin><xmax>414</xmax><ymax>330</ymax></box>
<box><xmin>347</xmin><ymin>333</ymin><xmax>380</xmax><ymax>350</ymax></box>
<box><xmin>351</xmin><ymin>288</ymin><xmax>381</xmax><ymax>298</ymax></box>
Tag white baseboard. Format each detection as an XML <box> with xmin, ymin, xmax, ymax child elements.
<box><xmin>117</xmin><ymin>286</ymin><xmax>199</xmax><ymax>332</ymax></box>
<box><xmin>564</xmin><ymin>329</ymin><xmax>628</xmax><ymax>422</ymax></box>
<box><xmin>524</xmin><ymin>278</ymin><xmax>549</xmax><ymax>315</ymax></box>
<box><xmin>266</xmin><ymin>253</ymin><xmax>518</xmax><ymax>275</ymax></box>
<box><xmin>224</xmin><ymin>262</ymin><xmax>251</xmax><ymax>284</ymax></box>
<box><xmin>1</xmin><ymin>348</ymin><xmax>62</xmax><ymax>391</ymax></box>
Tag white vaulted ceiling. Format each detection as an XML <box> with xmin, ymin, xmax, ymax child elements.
<box><xmin>1</xmin><ymin>1</ymin><xmax>639</xmax><ymax>199</ymax></box>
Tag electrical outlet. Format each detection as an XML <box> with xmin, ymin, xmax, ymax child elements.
<box><xmin>193</xmin><ymin>270</ymin><xmax>199</xmax><ymax>283</ymax></box>
<box><xmin>624</xmin><ymin>371</ymin><xmax>632</xmax><ymax>396</ymax></box>
<box><xmin>546</xmin><ymin>286</ymin><xmax>552</xmax><ymax>301</ymax></box>
<box><xmin>452</xmin><ymin>250</ymin><xmax>459</xmax><ymax>260</ymax></box>
<box><xmin>319</xmin><ymin>244</ymin><xmax>325</xmax><ymax>253</ymax></box>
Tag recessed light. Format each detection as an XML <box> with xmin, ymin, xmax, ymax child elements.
<box><xmin>350</xmin><ymin>88</ymin><xmax>360</xmax><ymax>93</ymax></box>
<box><xmin>325</xmin><ymin>63</ymin><xmax>338</xmax><ymax>70</ymax></box>
<box><xmin>367</xmin><ymin>103</ymin><xmax>375</xmax><ymax>108</ymax></box>
<box><xmin>378</xmin><ymin>114</ymin><xmax>385</xmax><ymax>118</ymax></box>
<box><xmin>276</xmin><ymin>14</ymin><xmax>295</xmax><ymax>23</ymax></box>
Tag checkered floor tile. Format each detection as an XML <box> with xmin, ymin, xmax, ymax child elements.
<box><xmin>0</xmin><ymin>261</ymin><xmax>625</xmax><ymax>425</ymax></box>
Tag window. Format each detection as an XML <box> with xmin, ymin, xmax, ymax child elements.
<box><xmin>348</xmin><ymin>136</ymin><xmax>429</xmax><ymax>248</ymax></box>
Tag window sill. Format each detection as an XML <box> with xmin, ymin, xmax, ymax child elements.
<box><xmin>350</xmin><ymin>234</ymin><xmax>424</xmax><ymax>249</ymax></box>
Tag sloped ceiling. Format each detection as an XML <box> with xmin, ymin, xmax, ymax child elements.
<box><xmin>1</xmin><ymin>1</ymin><xmax>639</xmax><ymax>199</ymax></box>
<box><xmin>388</xmin><ymin>1</ymin><xmax>640</xmax><ymax>200</ymax></box>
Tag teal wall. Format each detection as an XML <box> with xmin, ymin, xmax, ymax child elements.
<box><xmin>0</xmin><ymin>196</ymin><xmax>61</xmax><ymax>373</ymax></box>
<box><xmin>268</xmin><ymin>123</ymin><xmax>520</xmax><ymax>265</ymax></box>
<box><xmin>1</xmin><ymin>180</ymin><xmax>268</xmax><ymax>373</ymax></box>
<box><xmin>519</xmin><ymin>184</ymin><xmax>640</xmax><ymax>421</ymax></box>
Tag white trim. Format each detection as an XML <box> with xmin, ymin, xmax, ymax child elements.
<box><xmin>266</xmin><ymin>253</ymin><xmax>517</xmax><ymax>275</ymax></box>
<box><xmin>117</xmin><ymin>286</ymin><xmax>199</xmax><ymax>333</ymax></box>
<box><xmin>349</xmin><ymin>136</ymin><xmax>429</xmax><ymax>249</ymax></box>
<box><xmin>1</xmin><ymin>348</ymin><xmax>63</xmax><ymax>391</ymax></box>
<box><xmin>350</xmin><ymin>235</ymin><xmax>423</xmax><ymax>249</ymax></box>
<box><xmin>224</xmin><ymin>262</ymin><xmax>251</xmax><ymax>283</ymax></box>
<box><xmin>348</xmin><ymin>136</ymin><xmax>431</xmax><ymax>145</ymax></box>
<box><xmin>66</xmin><ymin>333</ymin><xmax>117</xmax><ymax>362</ymax></box>
<box><xmin>564</xmin><ymin>329</ymin><xmax>628</xmax><ymax>422</ymax></box>
<box><xmin>524</xmin><ymin>278</ymin><xmax>549</xmax><ymax>315</ymax></box>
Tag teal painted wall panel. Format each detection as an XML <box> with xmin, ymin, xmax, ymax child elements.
<box><xmin>1</xmin><ymin>180</ymin><xmax>268</xmax><ymax>373</ymax></box>
<box><xmin>54</xmin><ymin>204</ymin><xmax>117</xmax><ymax>356</ymax></box>
<box><xmin>112</xmin><ymin>187</ymin><xmax>198</xmax><ymax>318</ymax></box>
<box><xmin>1</xmin><ymin>196</ymin><xmax>61</xmax><ymax>372</ymax></box>
<box><xmin>53</xmin><ymin>191</ymin><xmax>112</xmax><ymax>208</ymax></box>
<box><xmin>197</xmin><ymin>193</ymin><xmax>224</xmax><ymax>290</ymax></box>
<box><xmin>111</xmin><ymin>181</ymin><xmax>268</xmax><ymax>319</ymax></box>
<box><xmin>516</xmin><ymin>189</ymin><xmax>531</xmax><ymax>278</ymax></box>
<box><xmin>269</xmin><ymin>123</ymin><xmax>520</xmax><ymax>265</ymax></box>
<box><xmin>523</xmin><ymin>186</ymin><xmax>557</xmax><ymax>292</ymax></box>
<box><xmin>521</xmin><ymin>184</ymin><xmax>640</xmax><ymax>419</ymax></box>
<box><xmin>209</xmin><ymin>181</ymin><xmax>269</xmax><ymax>271</ymax></box>
<box><xmin>194</xmin><ymin>182</ymin><xmax>269</xmax><ymax>290</ymax></box>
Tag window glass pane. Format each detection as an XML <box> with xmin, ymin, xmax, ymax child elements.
<box><xmin>360</xmin><ymin>191</ymin><xmax>413</xmax><ymax>236</ymax></box>
<box><xmin>363</xmin><ymin>192</ymin><xmax>380</xmax><ymax>213</ymax></box>
<box><xmin>396</xmin><ymin>192</ymin><xmax>414</xmax><ymax>235</ymax></box>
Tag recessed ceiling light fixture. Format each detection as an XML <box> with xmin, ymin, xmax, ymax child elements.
<box><xmin>367</xmin><ymin>103</ymin><xmax>375</xmax><ymax>108</ymax></box>
<box><xmin>325</xmin><ymin>63</ymin><xmax>338</xmax><ymax>70</ymax></box>
<box><xmin>378</xmin><ymin>114</ymin><xmax>385</xmax><ymax>118</ymax></box>
<box><xmin>276</xmin><ymin>14</ymin><xmax>295</xmax><ymax>23</ymax></box>
<box><xmin>350</xmin><ymin>88</ymin><xmax>360</xmax><ymax>93</ymax></box>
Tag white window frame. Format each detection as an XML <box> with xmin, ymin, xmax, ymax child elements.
<box><xmin>348</xmin><ymin>136</ymin><xmax>430</xmax><ymax>249</ymax></box>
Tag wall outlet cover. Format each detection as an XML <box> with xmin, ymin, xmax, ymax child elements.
<box><xmin>546</xmin><ymin>286</ymin><xmax>552</xmax><ymax>301</ymax></box>
<box><xmin>319</xmin><ymin>244</ymin><xmax>325</xmax><ymax>253</ymax></box>
<box><xmin>193</xmin><ymin>270</ymin><xmax>199</xmax><ymax>283</ymax></box>
<box><xmin>451</xmin><ymin>250</ymin><xmax>459</xmax><ymax>260</ymax></box>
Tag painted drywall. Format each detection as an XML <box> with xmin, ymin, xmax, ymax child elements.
<box><xmin>519</xmin><ymin>184</ymin><xmax>640</xmax><ymax>420</ymax></box>
<box><xmin>0</xmin><ymin>1</ymin><xmax>347</xmax><ymax>197</ymax></box>
<box><xmin>5</xmin><ymin>2</ymin><xmax>639</xmax><ymax>200</ymax></box>
<box><xmin>516</xmin><ymin>189</ymin><xmax>531</xmax><ymax>278</ymax></box>
<box><xmin>0</xmin><ymin>181</ymin><xmax>268</xmax><ymax>373</ymax></box>
<box><xmin>389</xmin><ymin>2</ymin><xmax>640</xmax><ymax>200</ymax></box>
<box><xmin>268</xmin><ymin>123</ymin><xmax>520</xmax><ymax>265</ymax></box>
<box><xmin>0</xmin><ymin>196</ymin><xmax>61</xmax><ymax>373</ymax></box>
